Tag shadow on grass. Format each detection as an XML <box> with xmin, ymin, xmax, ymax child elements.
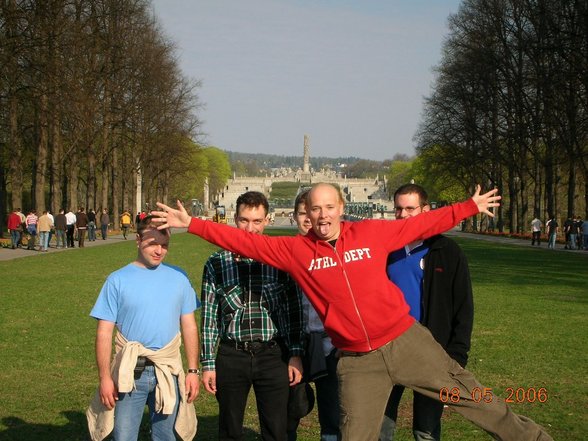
<box><xmin>0</xmin><ymin>412</ymin><xmax>261</xmax><ymax>440</ymax></box>
<box><xmin>0</xmin><ymin>412</ymin><xmax>88</xmax><ymax>441</ymax></box>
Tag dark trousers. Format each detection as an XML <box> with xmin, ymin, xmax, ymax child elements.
<box><xmin>216</xmin><ymin>340</ymin><xmax>289</xmax><ymax>441</ymax></box>
<box><xmin>66</xmin><ymin>225</ymin><xmax>75</xmax><ymax>247</ymax></box>
<box><xmin>26</xmin><ymin>230</ymin><xmax>36</xmax><ymax>250</ymax></box>
<box><xmin>531</xmin><ymin>231</ymin><xmax>541</xmax><ymax>245</ymax></box>
<box><xmin>78</xmin><ymin>228</ymin><xmax>86</xmax><ymax>247</ymax></box>
<box><xmin>101</xmin><ymin>224</ymin><xmax>108</xmax><ymax>239</ymax></box>
<box><xmin>315</xmin><ymin>349</ymin><xmax>341</xmax><ymax>440</ymax></box>
<box><xmin>288</xmin><ymin>348</ymin><xmax>340</xmax><ymax>441</ymax></box>
<box><xmin>382</xmin><ymin>384</ymin><xmax>444</xmax><ymax>440</ymax></box>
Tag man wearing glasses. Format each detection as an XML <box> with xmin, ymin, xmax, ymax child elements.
<box><xmin>380</xmin><ymin>183</ymin><xmax>473</xmax><ymax>441</ymax></box>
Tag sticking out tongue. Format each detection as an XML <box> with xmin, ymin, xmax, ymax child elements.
<box><xmin>319</xmin><ymin>223</ymin><xmax>330</xmax><ymax>236</ymax></box>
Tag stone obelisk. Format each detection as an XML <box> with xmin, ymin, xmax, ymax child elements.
<box><xmin>303</xmin><ymin>134</ymin><xmax>310</xmax><ymax>173</ymax></box>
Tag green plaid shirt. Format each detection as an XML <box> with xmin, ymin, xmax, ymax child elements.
<box><xmin>200</xmin><ymin>250</ymin><xmax>303</xmax><ymax>371</ymax></box>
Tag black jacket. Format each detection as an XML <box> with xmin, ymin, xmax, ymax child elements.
<box><xmin>420</xmin><ymin>235</ymin><xmax>473</xmax><ymax>367</ymax></box>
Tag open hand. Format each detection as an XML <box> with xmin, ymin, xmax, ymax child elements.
<box><xmin>471</xmin><ymin>185</ymin><xmax>501</xmax><ymax>217</ymax></box>
<box><xmin>152</xmin><ymin>200</ymin><xmax>192</xmax><ymax>229</ymax></box>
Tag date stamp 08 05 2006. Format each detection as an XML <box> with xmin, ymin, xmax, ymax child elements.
<box><xmin>439</xmin><ymin>387</ymin><xmax>548</xmax><ymax>404</ymax></box>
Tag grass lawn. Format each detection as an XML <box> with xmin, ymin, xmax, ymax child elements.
<box><xmin>0</xmin><ymin>231</ymin><xmax>586</xmax><ymax>440</ymax></box>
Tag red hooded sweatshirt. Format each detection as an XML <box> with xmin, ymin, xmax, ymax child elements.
<box><xmin>188</xmin><ymin>199</ymin><xmax>478</xmax><ymax>352</ymax></box>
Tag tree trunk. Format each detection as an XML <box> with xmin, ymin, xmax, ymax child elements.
<box><xmin>9</xmin><ymin>94</ymin><xmax>23</xmax><ymax>210</ymax></box>
<box><xmin>99</xmin><ymin>159</ymin><xmax>109</xmax><ymax>211</ymax></box>
<box><xmin>0</xmin><ymin>163</ymin><xmax>6</xmax><ymax>238</ymax></box>
<box><xmin>50</xmin><ymin>112</ymin><xmax>63</xmax><ymax>214</ymax></box>
<box><xmin>567</xmin><ymin>162</ymin><xmax>576</xmax><ymax>218</ymax></box>
<box><xmin>69</xmin><ymin>153</ymin><xmax>79</xmax><ymax>211</ymax></box>
<box><xmin>88</xmin><ymin>147</ymin><xmax>96</xmax><ymax>210</ymax></box>
<box><xmin>35</xmin><ymin>93</ymin><xmax>49</xmax><ymax>212</ymax></box>
<box><xmin>544</xmin><ymin>142</ymin><xmax>555</xmax><ymax>217</ymax></box>
<box><xmin>111</xmin><ymin>146</ymin><xmax>120</xmax><ymax>229</ymax></box>
<box><xmin>135</xmin><ymin>162</ymin><xmax>142</xmax><ymax>216</ymax></box>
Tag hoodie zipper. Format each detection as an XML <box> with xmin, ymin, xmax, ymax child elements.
<box><xmin>330</xmin><ymin>242</ymin><xmax>373</xmax><ymax>351</ymax></box>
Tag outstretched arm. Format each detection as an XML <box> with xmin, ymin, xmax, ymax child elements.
<box><xmin>471</xmin><ymin>185</ymin><xmax>501</xmax><ymax>217</ymax></box>
<box><xmin>153</xmin><ymin>200</ymin><xmax>192</xmax><ymax>229</ymax></box>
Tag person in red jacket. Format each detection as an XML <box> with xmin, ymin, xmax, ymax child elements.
<box><xmin>7</xmin><ymin>209</ymin><xmax>23</xmax><ymax>249</ymax></box>
<box><xmin>154</xmin><ymin>183</ymin><xmax>552</xmax><ymax>441</ymax></box>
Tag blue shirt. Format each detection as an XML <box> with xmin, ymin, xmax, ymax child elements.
<box><xmin>91</xmin><ymin>263</ymin><xmax>200</xmax><ymax>350</ymax></box>
<box><xmin>387</xmin><ymin>243</ymin><xmax>429</xmax><ymax>321</ymax></box>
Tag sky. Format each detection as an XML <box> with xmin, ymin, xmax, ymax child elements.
<box><xmin>150</xmin><ymin>0</ymin><xmax>462</xmax><ymax>161</ymax></box>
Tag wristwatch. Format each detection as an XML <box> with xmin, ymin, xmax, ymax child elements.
<box><xmin>187</xmin><ymin>368</ymin><xmax>201</xmax><ymax>375</ymax></box>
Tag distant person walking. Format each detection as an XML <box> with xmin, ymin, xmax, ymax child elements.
<box><xmin>25</xmin><ymin>210</ymin><xmax>38</xmax><ymax>250</ymax></box>
<box><xmin>566</xmin><ymin>216</ymin><xmax>579</xmax><ymax>250</ymax></box>
<box><xmin>100</xmin><ymin>209</ymin><xmax>110</xmax><ymax>240</ymax></box>
<box><xmin>47</xmin><ymin>210</ymin><xmax>55</xmax><ymax>247</ymax></box>
<box><xmin>120</xmin><ymin>210</ymin><xmax>132</xmax><ymax>239</ymax></box>
<box><xmin>582</xmin><ymin>218</ymin><xmax>588</xmax><ymax>251</ymax></box>
<box><xmin>16</xmin><ymin>208</ymin><xmax>26</xmax><ymax>247</ymax></box>
<box><xmin>546</xmin><ymin>215</ymin><xmax>558</xmax><ymax>249</ymax></box>
<box><xmin>55</xmin><ymin>209</ymin><xmax>68</xmax><ymax>249</ymax></box>
<box><xmin>76</xmin><ymin>207</ymin><xmax>89</xmax><ymax>247</ymax></box>
<box><xmin>88</xmin><ymin>209</ymin><xmax>97</xmax><ymax>241</ymax></box>
<box><xmin>37</xmin><ymin>211</ymin><xmax>53</xmax><ymax>252</ymax></box>
<box><xmin>572</xmin><ymin>216</ymin><xmax>582</xmax><ymax>250</ymax></box>
<box><xmin>531</xmin><ymin>216</ymin><xmax>542</xmax><ymax>246</ymax></box>
<box><xmin>65</xmin><ymin>209</ymin><xmax>77</xmax><ymax>248</ymax></box>
<box><xmin>8</xmin><ymin>209</ymin><xmax>22</xmax><ymax>249</ymax></box>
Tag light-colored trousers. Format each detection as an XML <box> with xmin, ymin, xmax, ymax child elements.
<box><xmin>338</xmin><ymin>322</ymin><xmax>553</xmax><ymax>441</ymax></box>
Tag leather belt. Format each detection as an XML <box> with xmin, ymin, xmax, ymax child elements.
<box><xmin>221</xmin><ymin>339</ymin><xmax>279</xmax><ymax>354</ymax></box>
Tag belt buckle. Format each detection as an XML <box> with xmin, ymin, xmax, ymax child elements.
<box><xmin>243</xmin><ymin>341</ymin><xmax>253</xmax><ymax>353</ymax></box>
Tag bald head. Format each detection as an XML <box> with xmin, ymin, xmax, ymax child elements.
<box><xmin>306</xmin><ymin>183</ymin><xmax>345</xmax><ymax>241</ymax></box>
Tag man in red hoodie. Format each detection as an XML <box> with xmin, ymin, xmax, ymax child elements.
<box><xmin>154</xmin><ymin>183</ymin><xmax>552</xmax><ymax>441</ymax></box>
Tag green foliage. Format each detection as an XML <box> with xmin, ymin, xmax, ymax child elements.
<box><xmin>204</xmin><ymin>147</ymin><xmax>232</xmax><ymax>199</ymax></box>
<box><xmin>386</xmin><ymin>159</ymin><xmax>414</xmax><ymax>196</ymax></box>
<box><xmin>410</xmin><ymin>154</ymin><xmax>468</xmax><ymax>203</ymax></box>
<box><xmin>168</xmin><ymin>139</ymin><xmax>209</xmax><ymax>202</ymax></box>
<box><xmin>0</xmin><ymin>234</ymin><xmax>585</xmax><ymax>440</ymax></box>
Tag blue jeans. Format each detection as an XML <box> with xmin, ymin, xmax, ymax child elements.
<box><xmin>568</xmin><ymin>233</ymin><xmax>577</xmax><ymax>250</ymax></box>
<box><xmin>39</xmin><ymin>231</ymin><xmax>50</xmax><ymax>251</ymax></box>
<box><xmin>26</xmin><ymin>226</ymin><xmax>37</xmax><ymax>249</ymax></box>
<box><xmin>548</xmin><ymin>234</ymin><xmax>556</xmax><ymax>249</ymax></box>
<box><xmin>113</xmin><ymin>366</ymin><xmax>179</xmax><ymax>441</ymax></box>
<box><xmin>88</xmin><ymin>221</ymin><xmax>96</xmax><ymax>240</ymax></box>
<box><xmin>10</xmin><ymin>229</ymin><xmax>20</xmax><ymax>248</ymax></box>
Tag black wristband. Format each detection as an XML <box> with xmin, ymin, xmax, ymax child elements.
<box><xmin>187</xmin><ymin>368</ymin><xmax>201</xmax><ymax>375</ymax></box>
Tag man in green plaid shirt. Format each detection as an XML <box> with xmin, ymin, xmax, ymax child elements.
<box><xmin>200</xmin><ymin>191</ymin><xmax>304</xmax><ymax>441</ymax></box>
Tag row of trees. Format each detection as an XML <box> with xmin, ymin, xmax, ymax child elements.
<box><xmin>415</xmin><ymin>0</ymin><xmax>587</xmax><ymax>232</ymax></box>
<box><xmin>0</xmin><ymin>0</ymin><xmax>231</xmax><ymax>232</ymax></box>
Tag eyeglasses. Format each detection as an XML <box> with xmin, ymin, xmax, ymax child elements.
<box><xmin>394</xmin><ymin>205</ymin><xmax>423</xmax><ymax>214</ymax></box>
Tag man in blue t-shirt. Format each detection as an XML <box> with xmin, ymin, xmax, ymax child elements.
<box><xmin>88</xmin><ymin>216</ymin><xmax>201</xmax><ymax>441</ymax></box>
<box><xmin>380</xmin><ymin>184</ymin><xmax>474</xmax><ymax>441</ymax></box>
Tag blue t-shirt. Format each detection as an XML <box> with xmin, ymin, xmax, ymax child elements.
<box><xmin>387</xmin><ymin>243</ymin><xmax>429</xmax><ymax>321</ymax></box>
<box><xmin>91</xmin><ymin>262</ymin><xmax>200</xmax><ymax>350</ymax></box>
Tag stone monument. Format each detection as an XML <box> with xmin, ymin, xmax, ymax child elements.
<box><xmin>303</xmin><ymin>134</ymin><xmax>310</xmax><ymax>173</ymax></box>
